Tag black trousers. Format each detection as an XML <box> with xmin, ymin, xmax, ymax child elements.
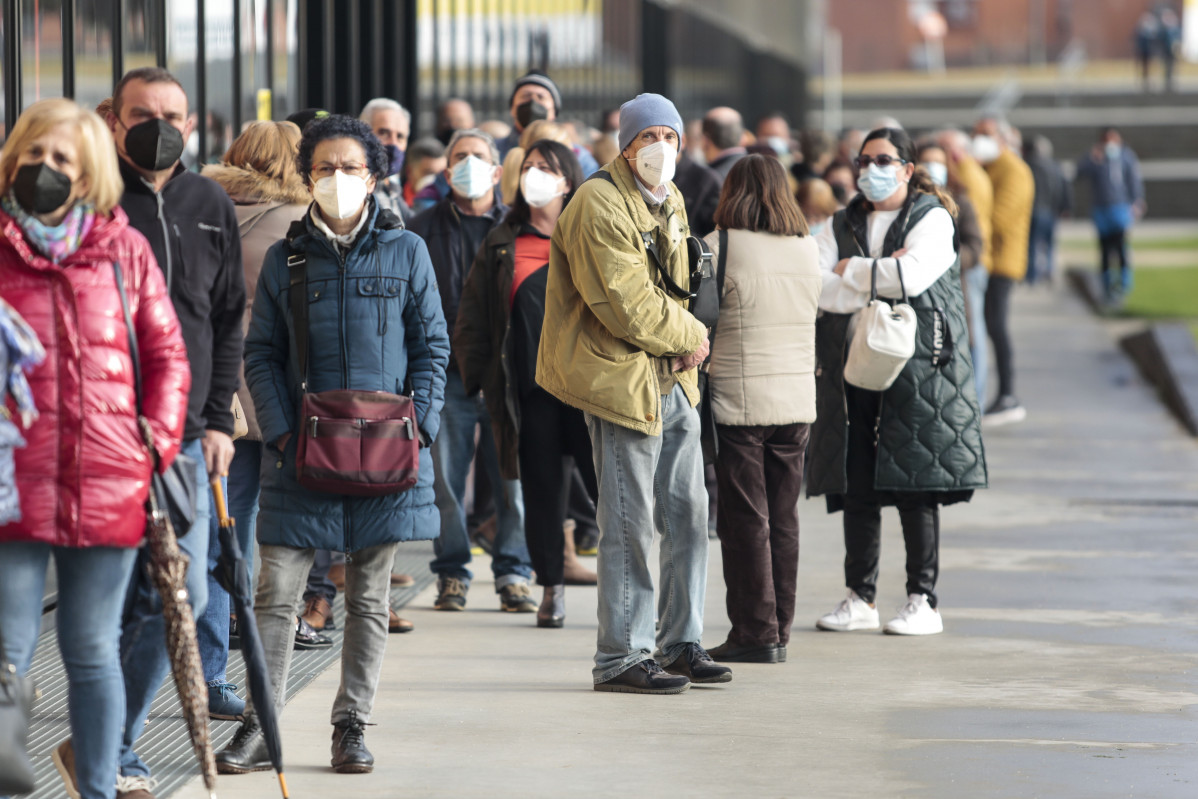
<box><xmin>1099</xmin><ymin>229</ymin><xmax>1129</xmax><ymax>294</ymax></box>
<box><xmin>984</xmin><ymin>274</ymin><xmax>1015</xmax><ymax>399</ymax></box>
<box><xmin>517</xmin><ymin>388</ymin><xmax>598</xmax><ymax>586</ymax></box>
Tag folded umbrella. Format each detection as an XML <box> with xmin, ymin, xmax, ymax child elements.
<box><xmin>210</xmin><ymin>477</ymin><xmax>289</xmax><ymax>798</ymax></box>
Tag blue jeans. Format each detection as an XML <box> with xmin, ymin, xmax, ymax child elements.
<box><xmin>964</xmin><ymin>266</ymin><xmax>989</xmax><ymax>406</ymax></box>
<box><xmin>430</xmin><ymin>371</ymin><xmax>530</xmax><ymax>588</ymax></box>
<box><xmin>118</xmin><ymin>437</ymin><xmax>210</xmax><ymax>778</ymax></box>
<box><xmin>585</xmin><ymin>384</ymin><xmax>709</xmax><ymax>683</ymax></box>
<box><xmin>1027</xmin><ymin>208</ymin><xmax>1057</xmax><ymax>285</ymax></box>
<box><xmin>0</xmin><ymin>543</ymin><xmax>138</xmax><ymax>799</ymax></box>
<box><xmin>199</xmin><ymin>439</ymin><xmax>261</xmax><ymax>686</ymax></box>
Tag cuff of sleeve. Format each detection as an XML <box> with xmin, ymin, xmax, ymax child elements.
<box><xmin>841</xmin><ymin>257</ymin><xmax>875</xmax><ymax>293</ymax></box>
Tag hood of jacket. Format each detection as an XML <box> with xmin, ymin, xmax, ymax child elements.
<box><xmin>201</xmin><ymin>162</ymin><xmax>312</xmax><ymax>206</ymax></box>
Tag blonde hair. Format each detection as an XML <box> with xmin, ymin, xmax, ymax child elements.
<box><xmin>795</xmin><ymin>178</ymin><xmax>840</xmax><ymax>219</ymax></box>
<box><xmin>502</xmin><ymin>121</ymin><xmax>574</xmax><ymax>204</ymax></box>
<box><xmin>0</xmin><ymin>98</ymin><xmax>124</xmax><ymax>215</ymax></box>
<box><xmin>222</xmin><ymin>120</ymin><xmax>303</xmax><ymax>185</ymax></box>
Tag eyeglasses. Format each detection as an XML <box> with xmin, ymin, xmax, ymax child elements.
<box><xmin>312</xmin><ymin>163</ymin><xmax>370</xmax><ymax>179</ymax></box>
<box><xmin>855</xmin><ymin>155</ymin><xmax>908</xmax><ymax>169</ymax></box>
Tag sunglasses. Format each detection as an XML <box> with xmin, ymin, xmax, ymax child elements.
<box><xmin>855</xmin><ymin>155</ymin><xmax>908</xmax><ymax>169</ymax></box>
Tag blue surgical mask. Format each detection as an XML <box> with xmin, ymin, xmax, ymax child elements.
<box><xmin>857</xmin><ymin>163</ymin><xmax>902</xmax><ymax>203</ymax></box>
<box><xmin>450</xmin><ymin>154</ymin><xmax>496</xmax><ymax>200</ymax></box>
<box><xmin>808</xmin><ymin>220</ymin><xmax>827</xmax><ymax>237</ymax></box>
<box><xmin>920</xmin><ymin>161</ymin><xmax>948</xmax><ymax>188</ymax></box>
<box><xmin>384</xmin><ymin>144</ymin><xmax>405</xmax><ymax>177</ymax></box>
<box><xmin>1104</xmin><ymin>142</ymin><xmax>1122</xmax><ymax>161</ymax></box>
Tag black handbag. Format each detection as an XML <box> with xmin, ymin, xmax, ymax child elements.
<box><xmin>0</xmin><ymin>625</ymin><xmax>37</xmax><ymax>795</ymax></box>
<box><xmin>113</xmin><ymin>261</ymin><xmax>198</xmax><ymax>536</ymax></box>
<box><xmin>698</xmin><ymin>229</ymin><xmax>729</xmax><ymax>465</ymax></box>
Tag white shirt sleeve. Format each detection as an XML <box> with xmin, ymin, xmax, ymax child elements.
<box><xmin>816</xmin><ymin>219</ymin><xmax>871</xmax><ymax>313</ymax></box>
<box><xmin>840</xmin><ymin>207</ymin><xmax>956</xmax><ymax>300</ymax></box>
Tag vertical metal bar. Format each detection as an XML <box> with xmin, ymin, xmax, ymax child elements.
<box><xmin>402</xmin><ymin>0</ymin><xmax>418</xmax><ymax>124</ymax></box>
<box><xmin>4</xmin><ymin>0</ymin><xmax>23</xmax><ymax>133</ymax></box>
<box><xmin>111</xmin><ymin>0</ymin><xmax>124</xmax><ymax>80</ymax></box>
<box><xmin>347</xmin><ymin>0</ymin><xmax>360</xmax><ymax>112</ymax></box>
<box><xmin>431</xmin><ymin>0</ymin><xmax>441</xmax><ymax>109</ymax></box>
<box><xmin>197</xmin><ymin>0</ymin><xmax>208</xmax><ymax>164</ymax></box>
<box><xmin>62</xmin><ymin>0</ymin><xmax>76</xmax><ymax>97</ymax></box>
<box><xmin>322</xmin><ymin>0</ymin><xmax>334</xmax><ymax>110</ymax></box>
<box><xmin>232</xmin><ymin>0</ymin><xmax>243</xmax><ymax>131</ymax></box>
<box><xmin>265</xmin><ymin>0</ymin><xmax>275</xmax><ymax>113</ymax></box>
<box><xmin>155</xmin><ymin>0</ymin><xmax>167</xmax><ymax>67</ymax></box>
<box><xmin>370</xmin><ymin>0</ymin><xmax>383</xmax><ymax>101</ymax></box>
<box><xmin>448</xmin><ymin>0</ymin><xmax>457</xmax><ymax>98</ymax></box>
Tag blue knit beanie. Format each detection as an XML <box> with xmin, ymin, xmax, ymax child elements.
<box><xmin>618</xmin><ymin>93</ymin><xmax>683</xmax><ymax>153</ymax></box>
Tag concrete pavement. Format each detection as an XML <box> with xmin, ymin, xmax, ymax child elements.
<box><xmin>177</xmin><ymin>283</ymin><xmax>1198</xmax><ymax>799</ymax></box>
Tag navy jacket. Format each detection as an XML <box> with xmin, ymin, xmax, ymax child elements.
<box><xmin>244</xmin><ymin>201</ymin><xmax>450</xmax><ymax>552</ymax></box>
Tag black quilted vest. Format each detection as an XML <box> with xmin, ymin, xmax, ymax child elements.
<box><xmin>806</xmin><ymin>193</ymin><xmax>988</xmax><ymax>497</ymax></box>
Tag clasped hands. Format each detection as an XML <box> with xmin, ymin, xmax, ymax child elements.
<box><xmin>673</xmin><ymin>334</ymin><xmax>711</xmax><ymax>372</ymax></box>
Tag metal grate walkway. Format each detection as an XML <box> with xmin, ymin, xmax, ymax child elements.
<box><xmin>17</xmin><ymin>541</ymin><xmax>435</xmax><ymax>798</ymax></box>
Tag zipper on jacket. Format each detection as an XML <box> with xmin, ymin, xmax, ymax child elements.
<box><xmin>343</xmin><ymin>501</ymin><xmax>353</xmax><ymax>563</ymax></box>
<box><xmin>156</xmin><ymin>192</ymin><xmax>173</xmax><ymax>291</ymax></box>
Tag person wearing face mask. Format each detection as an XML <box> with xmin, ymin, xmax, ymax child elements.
<box><xmin>217</xmin><ymin>114</ymin><xmax>449</xmax><ymax>776</ymax></box>
<box><xmin>796</xmin><ymin>177</ymin><xmax>840</xmax><ymax>239</ymax></box>
<box><xmin>101</xmin><ymin>67</ymin><xmax>246</xmax><ymax>799</ymax></box>
<box><xmin>971</xmin><ymin>116</ymin><xmax>1034</xmax><ymax>427</ymax></box>
<box><xmin>409</xmin><ymin>130</ymin><xmax>537</xmax><ymax>614</ymax></box>
<box><xmin>0</xmin><ymin>98</ymin><xmax>191</xmax><ymax>799</ymax></box>
<box><xmin>495</xmin><ymin>71</ymin><xmax>600</xmax><ymax>177</ymax></box>
<box><xmin>538</xmin><ymin>92</ymin><xmax>731</xmax><ymax>693</ymax></box>
<box><xmin>809</xmin><ymin>127</ymin><xmax>987</xmax><ymax>638</ymax></box>
<box><xmin>359</xmin><ymin>97</ymin><xmax>414</xmax><ymax>225</ymax></box>
<box><xmin>454</xmin><ymin>140</ymin><xmax>599</xmax><ymax>627</ymax></box>
<box><xmin>1075</xmin><ymin>127</ymin><xmax>1144</xmax><ymax>307</ymax></box>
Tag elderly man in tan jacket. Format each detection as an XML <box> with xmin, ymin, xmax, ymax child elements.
<box><xmin>538</xmin><ymin>93</ymin><xmax>731</xmax><ymax>695</ymax></box>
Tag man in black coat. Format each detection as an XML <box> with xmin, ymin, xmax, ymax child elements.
<box><xmin>673</xmin><ymin>141</ymin><xmax>722</xmax><ymax>238</ymax></box>
<box><xmin>105</xmin><ymin>66</ymin><xmax>245</xmax><ymax>798</ymax></box>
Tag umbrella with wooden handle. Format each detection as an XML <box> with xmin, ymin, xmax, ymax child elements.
<box><xmin>210</xmin><ymin>477</ymin><xmax>290</xmax><ymax>798</ymax></box>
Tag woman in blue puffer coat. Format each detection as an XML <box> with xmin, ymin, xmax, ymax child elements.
<box><xmin>218</xmin><ymin>115</ymin><xmax>449</xmax><ymax>776</ymax></box>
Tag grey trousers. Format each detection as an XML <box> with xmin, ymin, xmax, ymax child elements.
<box><xmin>249</xmin><ymin>541</ymin><xmax>398</xmax><ymax>724</ymax></box>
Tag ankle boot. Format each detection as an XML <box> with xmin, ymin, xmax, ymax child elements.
<box><xmin>331</xmin><ymin>709</ymin><xmax>375</xmax><ymax>773</ymax></box>
<box><xmin>562</xmin><ymin>521</ymin><xmax>597</xmax><ymax>585</ymax></box>
<box><xmin>537</xmin><ymin>585</ymin><xmax>566</xmax><ymax>628</ymax></box>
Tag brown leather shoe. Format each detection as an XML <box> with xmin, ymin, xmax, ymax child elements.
<box><xmin>390</xmin><ymin>572</ymin><xmax>415</xmax><ymax>587</ymax></box>
<box><xmin>388</xmin><ymin>607</ymin><xmax>414</xmax><ymax>633</ymax></box>
<box><xmin>301</xmin><ymin>595</ymin><xmax>335</xmax><ymax>631</ymax></box>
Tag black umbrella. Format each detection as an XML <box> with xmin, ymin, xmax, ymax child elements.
<box><xmin>210</xmin><ymin>478</ymin><xmax>290</xmax><ymax>798</ymax></box>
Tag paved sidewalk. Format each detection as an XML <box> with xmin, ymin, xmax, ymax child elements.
<box><xmin>178</xmin><ymin>284</ymin><xmax>1198</xmax><ymax>799</ymax></box>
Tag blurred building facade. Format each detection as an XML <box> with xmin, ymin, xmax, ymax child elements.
<box><xmin>1</xmin><ymin>0</ymin><xmax>809</xmax><ymax>151</ymax></box>
<box><xmin>822</xmin><ymin>0</ymin><xmax>1173</xmax><ymax>73</ymax></box>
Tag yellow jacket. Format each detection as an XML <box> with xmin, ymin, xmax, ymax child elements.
<box><xmin>953</xmin><ymin>156</ymin><xmax>993</xmax><ymax>269</ymax></box>
<box><xmin>983</xmin><ymin>149</ymin><xmax>1035</xmax><ymax>281</ymax></box>
<box><xmin>536</xmin><ymin>155</ymin><xmax>705</xmax><ymax>434</ymax></box>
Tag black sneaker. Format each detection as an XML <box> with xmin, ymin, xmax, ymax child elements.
<box><xmin>216</xmin><ymin>717</ymin><xmax>272</xmax><ymax>774</ymax></box>
<box><xmin>594</xmin><ymin>660</ymin><xmax>690</xmax><ymax>694</ymax></box>
<box><xmin>331</xmin><ymin>710</ymin><xmax>375</xmax><ymax>774</ymax></box>
<box><xmin>982</xmin><ymin>395</ymin><xmax>1026</xmax><ymax>428</ymax></box>
<box><xmin>663</xmin><ymin>643</ymin><xmax>733</xmax><ymax>683</ymax></box>
<box><xmin>294</xmin><ymin>616</ymin><xmax>333</xmax><ymax>650</ymax></box>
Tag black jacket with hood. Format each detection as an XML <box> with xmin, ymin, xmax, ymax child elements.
<box><xmin>118</xmin><ymin>158</ymin><xmax>246</xmax><ymax>440</ymax></box>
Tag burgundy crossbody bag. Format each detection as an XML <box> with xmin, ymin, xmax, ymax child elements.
<box><xmin>287</xmin><ymin>243</ymin><xmax>420</xmax><ymax>496</ymax></box>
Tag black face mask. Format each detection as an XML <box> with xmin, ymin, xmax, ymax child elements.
<box><xmin>122</xmin><ymin>118</ymin><xmax>185</xmax><ymax>172</ymax></box>
<box><xmin>515</xmin><ymin>100</ymin><xmax>549</xmax><ymax>130</ymax></box>
<box><xmin>12</xmin><ymin>163</ymin><xmax>73</xmax><ymax>215</ymax></box>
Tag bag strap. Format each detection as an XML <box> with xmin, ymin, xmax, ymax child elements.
<box><xmin>703</xmin><ymin>228</ymin><xmax>730</xmax><ymax>365</ymax></box>
<box><xmin>112</xmin><ymin>261</ymin><xmax>143</xmax><ymax>417</ymax></box>
<box><xmin>286</xmin><ymin>239</ymin><xmax>310</xmax><ymax>391</ymax></box>
<box><xmin>869</xmin><ymin>257</ymin><xmax>909</xmax><ymax>305</ymax></box>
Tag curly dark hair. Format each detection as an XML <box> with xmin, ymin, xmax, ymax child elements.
<box><xmin>296</xmin><ymin>114</ymin><xmax>389</xmax><ymax>183</ymax></box>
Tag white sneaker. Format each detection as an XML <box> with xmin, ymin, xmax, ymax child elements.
<box><xmin>115</xmin><ymin>774</ymin><xmax>159</xmax><ymax>795</ymax></box>
<box><xmin>883</xmin><ymin>593</ymin><xmax>944</xmax><ymax>635</ymax></box>
<box><xmin>816</xmin><ymin>590</ymin><xmax>880</xmax><ymax>631</ymax></box>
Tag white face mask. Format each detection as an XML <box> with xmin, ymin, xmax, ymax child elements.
<box><xmin>313</xmin><ymin>170</ymin><xmax>371</xmax><ymax>220</ymax></box>
<box><xmin>971</xmin><ymin>134</ymin><xmax>1001</xmax><ymax>165</ymax></box>
<box><xmin>521</xmin><ymin>167</ymin><xmax>565</xmax><ymax>208</ymax></box>
<box><xmin>450</xmin><ymin>154</ymin><xmax>496</xmax><ymax>200</ymax></box>
<box><xmin>634</xmin><ymin>141</ymin><xmax>677</xmax><ymax>188</ymax></box>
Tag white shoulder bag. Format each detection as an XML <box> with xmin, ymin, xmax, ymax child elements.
<box><xmin>843</xmin><ymin>258</ymin><xmax>916</xmax><ymax>392</ymax></box>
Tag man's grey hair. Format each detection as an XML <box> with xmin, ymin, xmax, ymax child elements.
<box><xmin>359</xmin><ymin>97</ymin><xmax>411</xmax><ymax>127</ymax></box>
<box><xmin>446</xmin><ymin>128</ymin><xmax>500</xmax><ymax>165</ymax></box>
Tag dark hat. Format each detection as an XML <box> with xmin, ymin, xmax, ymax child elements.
<box><xmin>508</xmin><ymin>70</ymin><xmax>562</xmax><ymax>113</ymax></box>
<box><xmin>286</xmin><ymin>108</ymin><xmax>329</xmax><ymax>132</ymax></box>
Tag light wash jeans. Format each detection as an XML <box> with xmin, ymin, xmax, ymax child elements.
<box><xmin>965</xmin><ymin>266</ymin><xmax>989</xmax><ymax>406</ymax></box>
<box><xmin>585</xmin><ymin>384</ymin><xmax>709</xmax><ymax>683</ymax></box>
<box><xmin>248</xmin><ymin>541</ymin><xmax>398</xmax><ymax>724</ymax></box>
<box><xmin>0</xmin><ymin>544</ymin><xmax>138</xmax><ymax>799</ymax></box>
<box><xmin>199</xmin><ymin>439</ymin><xmax>261</xmax><ymax>686</ymax></box>
<box><xmin>430</xmin><ymin>371</ymin><xmax>531</xmax><ymax>589</ymax></box>
<box><xmin>118</xmin><ymin>437</ymin><xmax>210</xmax><ymax>778</ymax></box>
